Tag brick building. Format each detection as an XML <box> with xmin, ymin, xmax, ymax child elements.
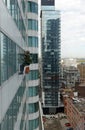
<box><xmin>64</xmin><ymin>96</ymin><xmax>85</xmax><ymax>130</ymax></box>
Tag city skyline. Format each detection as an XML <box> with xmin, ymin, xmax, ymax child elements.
<box><xmin>55</xmin><ymin>0</ymin><xmax>85</xmax><ymax>58</ymax></box>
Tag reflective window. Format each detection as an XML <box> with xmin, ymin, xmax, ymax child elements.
<box><xmin>28</xmin><ymin>1</ymin><xmax>38</xmax><ymax>14</ymax></box>
<box><xmin>21</xmin><ymin>0</ymin><xmax>26</xmax><ymax>13</ymax></box>
<box><xmin>0</xmin><ymin>33</ymin><xmax>16</xmax><ymax>84</ymax></box>
<box><xmin>28</xmin><ymin>19</ymin><xmax>38</xmax><ymax>31</ymax></box>
<box><xmin>29</xmin><ymin>118</ymin><xmax>39</xmax><ymax>130</ymax></box>
<box><xmin>28</xmin><ymin>102</ymin><xmax>39</xmax><ymax>113</ymax></box>
<box><xmin>0</xmin><ymin>78</ymin><xmax>26</xmax><ymax>130</ymax></box>
<box><xmin>30</xmin><ymin>54</ymin><xmax>38</xmax><ymax>63</ymax></box>
<box><xmin>3</xmin><ymin>0</ymin><xmax>26</xmax><ymax>41</ymax></box>
<box><xmin>26</xmin><ymin>70</ymin><xmax>39</xmax><ymax>80</ymax></box>
<box><xmin>0</xmin><ymin>32</ymin><xmax>24</xmax><ymax>85</ymax></box>
<box><xmin>28</xmin><ymin>36</ymin><xmax>38</xmax><ymax>47</ymax></box>
<box><xmin>27</xmin><ymin>86</ymin><xmax>38</xmax><ymax>97</ymax></box>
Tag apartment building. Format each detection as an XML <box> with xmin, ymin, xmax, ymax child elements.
<box><xmin>41</xmin><ymin>0</ymin><xmax>61</xmax><ymax>113</ymax></box>
<box><xmin>77</xmin><ymin>63</ymin><xmax>85</xmax><ymax>81</ymax></box>
<box><xmin>64</xmin><ymin>96</ymin><xmax>85</xmax><ymax>130</ymax></box>
<box><xmin>26</xmin><ymin>0</ymin><xmax>41</xmax><ymax>130</ymax></box>
<box><xmin>0</xmin><ymin>0</ymin><xmax>41</xmax><ymax>130</ymax></box>
<box><xmin>61</xmin><ymin>66</ymin><xmax>80</xmax><ymax>88</ymax></box>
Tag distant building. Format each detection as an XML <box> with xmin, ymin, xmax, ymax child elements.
<box><xmin>41</xmin><ymin>0</ymin><xmax>61</xmax><ymax>113</ymax></box>
<box><xmin>77</xmin><ymin>63</ymin><xmax>85</xmax><ymax>81</ymax></box>
<box><xmin>0</xmin><ymin>1</ymin><xmax>42</xmax><ymax>130</ymax></box>
<box><xmin>61</xmin><ymin>66</ymin><xmax>80</xmax><ymax>88</ymax></box>
<box><xmin>64</xmin><ymin>96</ymin><xmax>85</xmax><ymax>130</ymax></box>
<box><xmin>75</xmin><ymin>82</ymin><xmax>85</xmax><ymax>97</ymax></box>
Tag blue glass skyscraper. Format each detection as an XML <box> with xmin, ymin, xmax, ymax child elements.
<box><xmin>41</xmin><ymin>0</ymin><xmax>61</xmax><ymax>113</ymax></box>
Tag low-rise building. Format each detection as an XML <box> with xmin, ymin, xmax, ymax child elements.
<box><xmin>77</xmin><ymin>63</ymin><xmax>85</xmax><ymax>81</ymax></box>
<box><xmin>61</xmin><ymin>66</ymin><xmax>80</xmax><ymax>88</ymax></box>
<box><xmin>64</xmin><ymin>96</ymin><xmax>85</xmax><ymax>130</ymax></box>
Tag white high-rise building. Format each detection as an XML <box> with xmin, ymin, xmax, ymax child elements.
<box><xmin>0</xmin><ymin>0</ymin><xmax>42</xmax><ymax>130</ymax></box>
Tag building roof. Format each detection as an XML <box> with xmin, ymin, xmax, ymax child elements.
<box><xmin>72</xmin><ymin>97</ymin><xmax>85</xmax><ymax>115</ymax></box>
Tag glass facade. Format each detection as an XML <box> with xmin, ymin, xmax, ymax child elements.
<box><xmin>26</xmin><ymin>0</ymin><xmax>39</xmax><ymax>130</ymax></box>
<box><xmin>41</xmin><ymin>9</ymin><xmax>61</xmax><ymax>106</ymax></box>
<box><xmin>27</xmin><ymin>86</ymin><xmax>39</xmax><ymax>97</ymax></box>
<box><xmin>26</xmin><ymin>70</ymin><xmax>39</xmax><ymax>80</ymax></box>
<box><xmin>0</xmin><ymin>78</ymin><xmax>26</xmax><ymax>130</ymax></box>
<box><xmin>3</xmin><ymin>0</ymin><xmax>26</xmax><ymax>41</ymax></box>
<box><xmin>0</xmin><ymin>0</ymin><xmax>40</xmax><ymax>130</ymax></box>
<box><xmin>28</xmin><ymin>36</ymin><xmax>38</xmax><ymax>47</ymax></box>
<box><xmin>30</xmin><ymin>54</ymin><xmax>38</xmax><ymax>63</ymax></box>
<box><xmin>28</xmin><ymin>102</ymin><xmax>39</xmax><ymax>113</ymax></box>
<box><xmin>28</xmin><ymin>1</ymin><xmax>38</xmax><ymax>14</ymax></box>
<box><xmin>0</xmin><ymin>32</ymin><xmax>24</xmax><ymax>85</ymax></box>
<box><xmin>29</xmin><ymin>118</ymin><xmax>39</xmax><ymax>130</ymax></box>
<box><xmin>28</xmin><ymin>19</ymin><xmax>38</xmax><ymax>31</ymax></box>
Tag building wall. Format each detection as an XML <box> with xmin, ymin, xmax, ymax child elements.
<box><xmin>0</xmin><ymin>1</ymin><xmax>41</xmax><ymax>130</ymax></box>
<box><xmin>62</xmin><ymin>66</ymin><xmax>80</xmax><ymax>88</ymax></box>
<box><xmin>75</xmin><ymin>83</ymin><xmax>85</xmax><ymax>97</ymax></box>
<box><xmin>65</xmin><ymin>97</ymin><xmax>85</xmax><ymax>130</ymax></box>
<box><xmin>26</xmin><ymin>0</ymin><xmax>40</xmax><ymax>130</ymax></box>
<box><xmin>77</xmin><ymin>63</ymin><xmax>85</xmax><ymax>81</ymax></box>
<box><xmin>41</xmin><ymin>5</ymin><xmax>61</xmax><ymax>107</ymax></box>
<box><xmin>0</xmin><ymin>0</ymin><xmax>27</xmax><ymax>130</ymax></box>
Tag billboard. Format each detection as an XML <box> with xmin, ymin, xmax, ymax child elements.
<box><xmin>41</xmin><ymin>0</ymin><xmax>54</xmax><ymax>6</ymax></box>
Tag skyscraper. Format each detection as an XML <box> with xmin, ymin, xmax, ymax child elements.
<box><xmin>0</xmin><ymin>0</ymin><xmax>42</xmax><ymax>130</ymax></box>
<box><xmin>0</xmin><ymin>1</ymin><xmax>27</xmax><ymax>130</ymax></box>
<box><xmin>26</xmin><ymin>0</ymin><xmax>40</xmax><ymax>130</ymax></box>
<box><xmin>41</xmin><ymin>0</ymin><xmax>61</xmax><ymax>113</ymax></box>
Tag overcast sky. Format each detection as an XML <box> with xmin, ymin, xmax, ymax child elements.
<box><xmin>55</xmin><ymin>0</ymin><xmax>85</xmax><ymax>58</ymax></box>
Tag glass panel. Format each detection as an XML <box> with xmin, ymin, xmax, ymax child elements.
<box><xmin>4</xmin><ymin>0</ymin><xmax>26</xmax><ymax>41</ymax></box>
<box><xmin>28</xmin><ymin>36</ymin><xmax>38</xmax><ymax>47</ymax></box>
<box><xmin>28</xmin><ymin>19</ymin><xmax>38</xmax><ymax>31</ymax></box>
<box><xmin>30</xmin><ymin>54</ymin><xmax>38</xmax><ymax>63</ymax></box>
<box><xmin>0</xmin><ymin>78</ymin><xmax>26</xmax><ymax>130</ymax></box>
<box><xmin>28</xmin><ymin>1</ymin><xmax>38</xmax><ymax>14</ymax></box>
<box><xmin>26</xmin><ymin>70</ymin><xmax>39</xmax><ymax>80</ymax></box>
<box><xmin>27</xmin><ymin>86</ymin><xmax>38</xmax><ymax>97</ymax></box>
<box><xmin>1</xmin><ymin>33</ymin><xmax>8</xmax><ymax>83</ymax></box>
<box><xmin>29</xmin><ymin>118</ymin><xmax>39</xmax><ymax>130</ymax></box>
<box><xmin>0</xmin><ymin>32</ymin><xmax>24</xmax><ymax>85</ymax></box>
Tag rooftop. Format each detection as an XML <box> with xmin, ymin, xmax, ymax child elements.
<box><xmin>43</xmin><ymin>114</ymin><xmax>73</xmax><ymax>130</ymax></box>
<box><xmin>72</xmin><ymin>97</ymin><xmax>85</xmax><ymax>115</ymax></box>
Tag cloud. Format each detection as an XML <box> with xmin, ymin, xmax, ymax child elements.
<box><xmin>55</xmin><ymin>0</ymin><xmax>85</xmax><ymax>58</ymax></box>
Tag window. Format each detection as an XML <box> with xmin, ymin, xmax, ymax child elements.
<box><xmin>28</xmin><ymin>19</ymin><xmax>38</xmax><ymax>31</ymax></box>
<box><xmin>29</xmin><ymin>118</ymin><xmax>39</xmax><ymax>130</ymax></box>
<box><xmin>0</xmin><ymin>78</ymin><xmax>26</xmax><ymax>130</ymax></box>
<box><xmin>3</xmin><ymin>0</ymin><xmax>26</xmax><ymax>41</ymax></box>
<box><xmin>30</xmin><ymin>54</ymin><xmax>38</xmax><ymax>63</ymax></box>
<box><xmin>28</xmin><ymin>36</ymin><xmax>38</xmax><ymax>47</ymax></box>
<box><xmin>26</xmin><ymin>70</ymin><xmax>39</xmax><ymax>80</ymax></box>
<box><xmin>28</xmin><ymin>1</ymin><xmax>38</xmax><ymax>14</ymax></box>
<box><xmin>0</xmin><ymin>32</ymin><xmax>24</xmax><ymax>85</ymax></box>
<box><xmin>27</xmin><ymin>86</ymin><xmax>38</xmax><ymax>97</ymax></box>
<box><xmin>28</xmin><ymin>102</ymin><xmax>39</xmax><ymax>113</ymax></box>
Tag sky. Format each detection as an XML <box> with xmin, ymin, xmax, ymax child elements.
<box><xmin>55</xmin><ymin>0</ymin><xmax>85</xmax><ymax>58</ymax></box>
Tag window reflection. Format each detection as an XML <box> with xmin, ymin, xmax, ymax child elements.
<box><xmin>29</xmin><ymin>118</ymin><xmax>39</xmax><ymax>130</ymax></box>
<box><xmin>0</xmin><ymin>32</ymin><xmax>24</xmax><ymax>85</ymax></box>
<box><xmin>28</xmin><ymin>102</ymin><xmax>39</xmax><ymax>113</ymax></box>
<box><xmin>27</xmin><ymin>86</ymin><xmax>38</xmax><ymax>97</ymax></box>
<box><xmin>26</xmin><ymin>70</ymin><xmax>39</xmax><ymax>80</ymax></box>
<box><xmin>0</xmin><ymin>78</ymin><xmax>26</xmax><ymax>130</ymax></box>
<box><xmin>28</xmin><ymin>1</ymin><xmax>38</xmax><ymax>14</ymax></box>
<box><xmin>28</xmin><ymin>36</ymin><xmax>38</xmax><ymax>47</ymax></box>
<box><xmin>3</xmin><ymin>0</ymin><xmax>26</xmax><ymax>41</ymax></box>
<box><xmin>28</xmin><ymin>19</ymin><xmax>38</xmax><ymax>31</ymax></box>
